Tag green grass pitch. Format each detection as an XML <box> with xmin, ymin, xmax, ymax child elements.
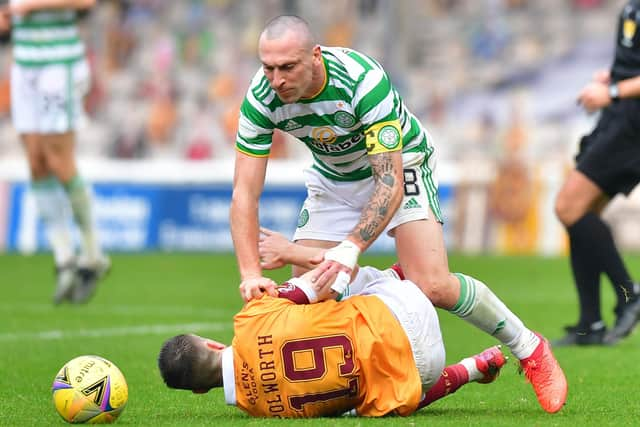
<box><xmin>1</xmin><ymin>252</ymin><xmax>638</xmax><ymax>426</ymax></box>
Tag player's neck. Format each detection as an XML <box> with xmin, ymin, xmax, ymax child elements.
<box><xmin>302</xmin><ymin>57</ymin><xmax>327</xmax><ymax>99</ymax></box>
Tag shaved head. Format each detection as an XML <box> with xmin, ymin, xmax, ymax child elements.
<box><xmin>258</xmin><ymin>15</ymin><xmax>324</xmax><ymax>103</ymax></box>
<box><xmin>260</xmin><ymin>15</ymin><xmax>315</xmax><ymax>50</ymax></box>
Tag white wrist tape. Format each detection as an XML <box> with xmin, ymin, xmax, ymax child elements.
<box><xmin>330</xmin><ymin>270</ymin><xmax>352</xmax><ymax>295</ymax></box>
<box><xmin>324</xmin><ymin>240</ymin><xmax>360</xmax><ymax>270</ymax></box>
<box><xmin>288</xmin><ymin>277</ymin><xmax>318</xmax><ymax>303</ymax></box>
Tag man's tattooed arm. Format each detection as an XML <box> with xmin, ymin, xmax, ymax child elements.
<box><xmin>348</xmin><ymin>151</ymin><xmax>404</xmax><ymax>249</ymax></box>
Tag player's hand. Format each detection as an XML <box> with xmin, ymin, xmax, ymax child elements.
<box><xmin>238</xmin><ymin>277</ymin><xmax>278</xmax><ymax>302</ymax></box>
<box><xmin>0</xmin><ymin>6</ymin><xmax>11</xmax><ymax>32</ymax></box>
<box><xmin>309</xmin><ymin>259</ymin><xmax>353</xmax><ymax>297</ymax></box>
<box><xmin>310</xmin><ymin>240</ymin><xmax>360</xmax><ymax>294</ymax></box>
<box><xmin>298</xmin><ymin>262</ymin><xmax>348</xmax><ymax>301</ymax></box>
<box><xmin>577</xmin><ymin>82</ymin><xmax>609</xmax><ymax>113</ymax></box>
<box><xmin>593</xmin><ymin>69</ymin><xmax>610</xmax><ymax>85</ymax></box>
<box><xmin>258</xmin><ymin>227</ymin><xmax>292</xmax><ymax>270</ymax></box>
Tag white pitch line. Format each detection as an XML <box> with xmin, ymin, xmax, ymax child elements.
<box><xmin>0</xmin><ymin>303</ymin><xmax>236</xmax><ymax>317</ymax></box>
<box><xmin>0</xmin><ymin>322</ymin><xmax>231</xmax><ymax>342</ymax></box>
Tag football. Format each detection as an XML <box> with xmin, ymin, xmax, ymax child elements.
<box><xmin>51</xmin><ymin>355</ymin><xmax>128</xmax><ymax>424</ymax></box>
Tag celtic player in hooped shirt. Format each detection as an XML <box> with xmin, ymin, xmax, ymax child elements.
<box><xmin>237</xmin><ymin>44</ymin><xmax>431</xmax><ymax>183</ymax></box>
<box><xmin>0</xmin><ymin>0</ymin><xmax>110</xmax><ymax>304</ymax></box>
<box><xmin>229</xmin><ymin>15</ymin><xmax>567</xmax><ymax>414</ymax></box>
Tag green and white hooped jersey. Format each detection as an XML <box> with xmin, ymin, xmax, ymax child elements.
<box><xmin>237</xmin><ymin>46</ymin><xmax>434</xmax><ymax>182</ymax></box>
<box><xmin>11</xmin><ymin>1</ymin><xmax>85</xmax><ymax>67</ymax></box>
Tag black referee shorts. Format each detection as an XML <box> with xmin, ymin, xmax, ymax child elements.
<box><xmin>576</xmin><ymin>99</ymin><xmax>640</xmax><ymax>197</ymax></box>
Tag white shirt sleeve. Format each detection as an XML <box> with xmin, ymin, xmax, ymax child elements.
<box><xmin>221</xmin><ymin>346</ymin><xmax>237</xmax><ymax>406</ymax></box>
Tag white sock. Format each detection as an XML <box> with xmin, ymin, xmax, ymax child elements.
<box><xmin>64</xmin><ymin>176</ymin><xmax>103</xmax><ymax>264</ymax></box>
<box><xmin>459</xmin><ymin>357</ymin><xmax>481</xmax><ymax>382</ymax></box>
<box><xmin>32</xmin><ymin>177</ymin><xmax>75</xmax><ymax>266</ymax></box>
<box><xmin>450</xmin><ymin>273</ymin><xmax>540</xmax><ymax>360</ymax></box>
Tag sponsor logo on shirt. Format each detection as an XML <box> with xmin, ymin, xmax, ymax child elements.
<box><xmin>308</xmin><ymin>134</ymin><xmax>363</xmax><ymax>153</ymax></box>
<box><xmin>312</xmin><ymin>127</ymin><xmax>337</xmax><ymax>144</ymax></box>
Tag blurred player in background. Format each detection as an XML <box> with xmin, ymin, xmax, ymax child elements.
<box><xmin>229</xmin><ymin>15</ymin><xmax>566</xmax><ymax>413</ymax></box>
<box><xmin>0</xmin><ymin>0</ymin><xmax>109</xmax><ymax>304</ymax></box>
<box><xmin>159</xmin><ymin>266</ymin><xmax>507</xmax><ymax>417</ymax></box>
<box><xmin>553</xmin><ymin>0</ymin><xmax>640</xmax><ymax>347</ymax></box>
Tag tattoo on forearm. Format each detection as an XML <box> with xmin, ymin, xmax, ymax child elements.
<box><xmin>352</xmin><ymin>153</ymin><xmax>398</xmax><ymax>244</ymax></box>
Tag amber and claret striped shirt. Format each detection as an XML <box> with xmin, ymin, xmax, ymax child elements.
<box><xmin>227</xmin><ymin>294</ymin><xmax>421</xmax><ymax>418</ymax></box>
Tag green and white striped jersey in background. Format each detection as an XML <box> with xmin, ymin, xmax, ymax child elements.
<box><xmin>11</xmin><ymin>5</ymin><xmax>85</xmax><ymax>67</ymax></box>
<box><xmin>237</xmin><ymin>46</ymin><xmax>433</xmax><ymax>182</ymax></box>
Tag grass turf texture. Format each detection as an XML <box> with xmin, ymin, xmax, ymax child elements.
<box><xmin>1</xmin><ymin>252</ymin><xmax>638</xmax><ymax>426</ymax></box>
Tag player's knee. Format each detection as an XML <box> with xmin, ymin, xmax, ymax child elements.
<box><xmin>25</xmin><ymin>154</ymin><xmax>48</xmax><ymax>179</ymax></box>
<box><xmin>29</xmin><ymin>164</ymin><xmax>50</xmax><ymax>180</ymax></box>
<box><xmin>554</xmin><ymin>193</ymin><xmax>574</xmax><ymax>226</ymax></box>
<box><xmin>413</xmin><ymin>275</ymin><xmax>454</xmax><ymax>307</ymax></box>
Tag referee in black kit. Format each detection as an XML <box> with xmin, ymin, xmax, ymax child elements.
<box><xmin>553</xmin><ymin>0</ymin><xmax>640</xmax><ymax>347</ymax></box>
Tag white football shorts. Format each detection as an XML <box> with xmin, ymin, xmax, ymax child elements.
<box><xmin>11</xmin><ymin>59</ymin><xmax>90</xmax><ymax>134</ymax></box>
<box><xmin>292</xmin><ymin>151</ymin><xmax>442</xmax><ymax>242</ymax></box>
<box><xmin>343</xmin><ymin>266</ymin><xmax>445</xmax><ymax>391</ymax></box>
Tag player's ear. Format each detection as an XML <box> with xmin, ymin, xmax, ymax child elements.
<box><xmin>205</xmin><ymin>340</ymin><xmax>226</xmax><ymax>351</ymax></box>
